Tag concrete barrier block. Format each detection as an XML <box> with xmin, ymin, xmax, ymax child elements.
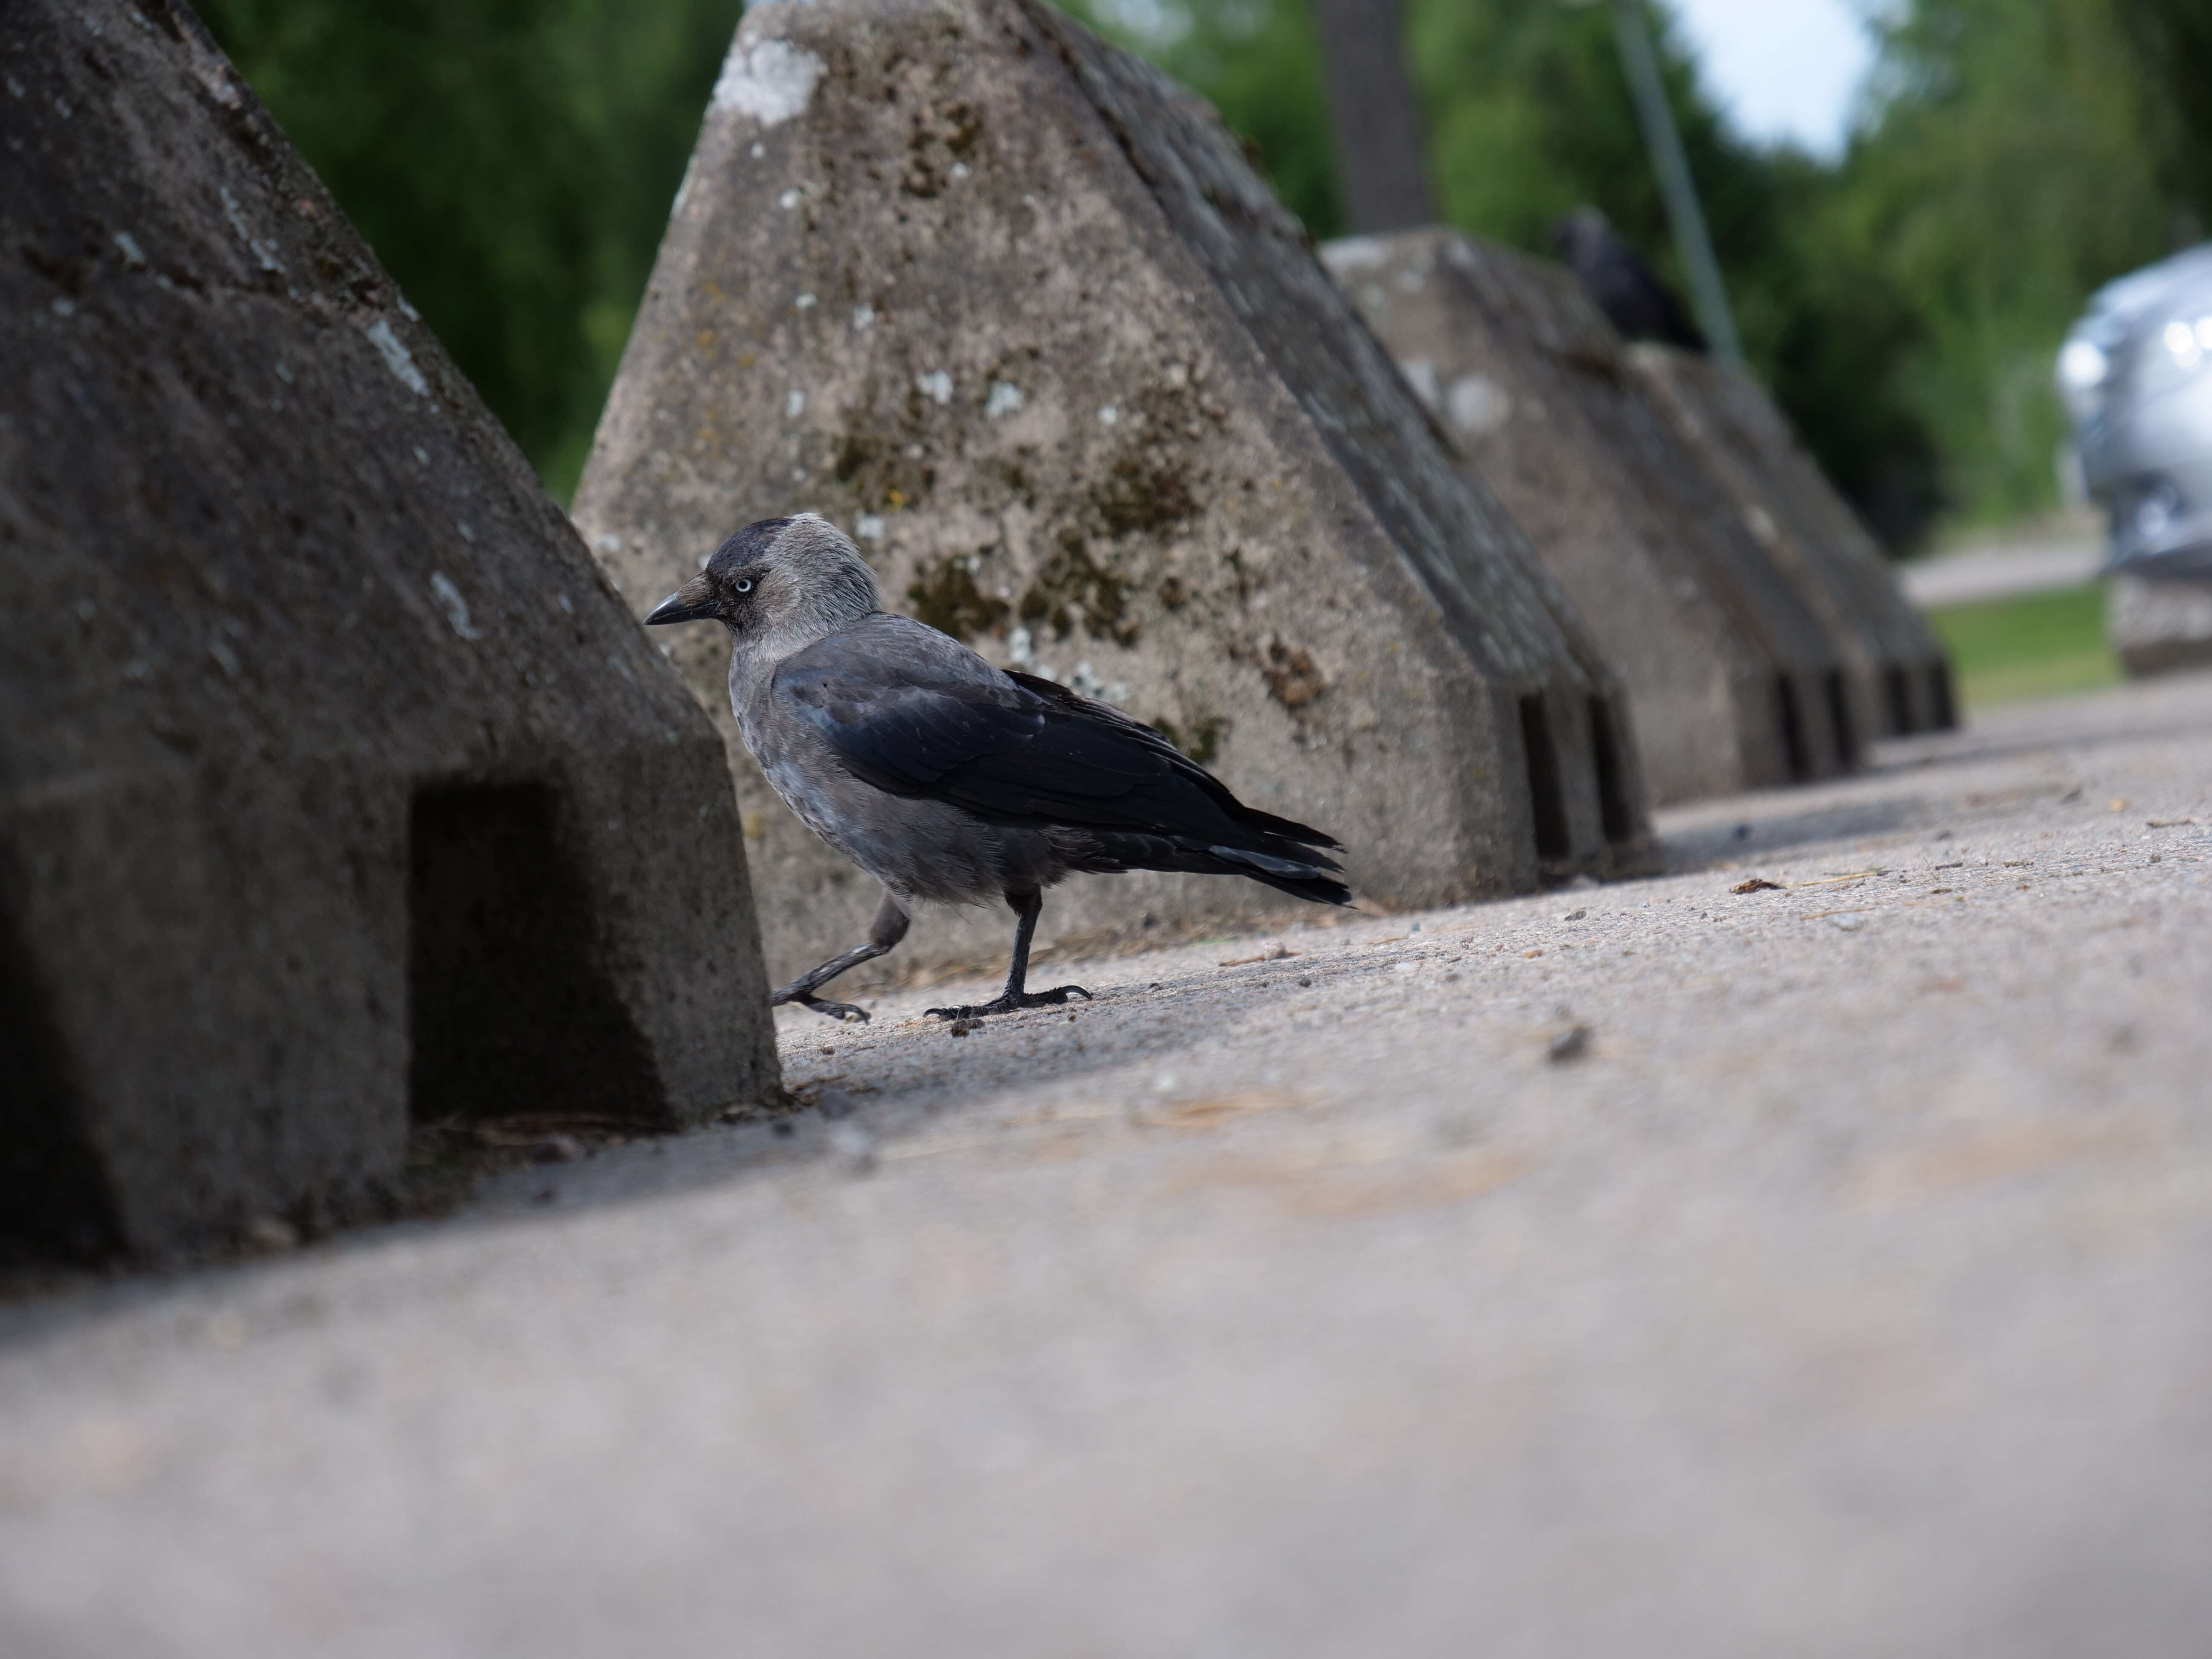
<box><xmin>2110</xmin><ymin>573</ymin><xmax>2212</xmax><ymax>678</ymax></box>
<box><xmin>1327</xmin><ymin>229</ymin><xmax>1858</xmax><ymax>804</ymax></box>
<box><xmin>0</xmin><ymin>0</ymin><xmax>780</xmax><ymax>1260</ymax></box>
<box><xmin>1630</xmin><ymin>346</ymin><xmax>1957</xmax><ymax>739</ymax></box>
<box><xmin>575</xmin><ymin>0</ymin><xmax>1650</xmax><ymax>986</ymax></box>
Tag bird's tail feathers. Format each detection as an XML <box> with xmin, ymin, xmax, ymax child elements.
<box><xmin>1224</xmin><ymin>804</ymin><xmax>1343</xmax><ymax>853</ymax></box>
<box><xmin>1206</xmin><ymin>847</ymin><xmax>1352</xmax><ymax>906</ymax></box>
<box><xmin>1078</xmin><ymin>830</ymin><xmax>1352</xmax><ymax>906</ymax></box>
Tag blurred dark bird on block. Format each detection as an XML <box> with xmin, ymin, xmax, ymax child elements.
<box><xmin>648</xmin><ymin>515</ymin><xmax>1351</xmax><ymax>1023</ymax></box>
<box><xmin>1551</xmin><ymin>206</ymin><xmax>1708</xmax><ymax>353</ymax></box>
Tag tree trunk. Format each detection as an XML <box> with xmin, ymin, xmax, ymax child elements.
<box><xmin>1310</xmin><ymin>0</ymin><xmax>1435</xmax><ymax>235</ymax></box>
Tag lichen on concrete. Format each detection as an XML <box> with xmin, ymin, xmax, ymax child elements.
<box><xmin>1018</xmin><ymin>530</ymin><xmax>1136</xmax><ymax>645</ymax></box>
<box><xmin>905</xmin><ymin>552</ymin><xmax>1010</xmax><ymax>640</ymax></box>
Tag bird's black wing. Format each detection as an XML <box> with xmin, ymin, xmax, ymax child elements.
<box><xmin>1587</xmin><ymin>244</ymin><xmax>1706</xmax><ymax>352</ymax></box>
<box><xmin>774</xmin><ymin>622</ymin><xmax>1341</xmax><ymax>862</ymax></box>
<box><xmin>998</xmin><ymin>670</ymin><xmax>1337</xmax><ymax>848</ymax></box>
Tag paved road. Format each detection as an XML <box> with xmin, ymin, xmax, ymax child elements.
<box><xmin>4</xmin><ymin>675</ymin><xmax>2210</xmax><ymax>1658</ymax></box>
<box><xmin>1902</xmin><ymin>534</ymin><xmax>2104</xmax><ymax>608</ymax></box>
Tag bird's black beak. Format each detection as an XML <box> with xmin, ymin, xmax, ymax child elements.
<box><xmin>646</xmin><ymin>572</ymin><xmax>719</xmax><ymax>626</ymax></box>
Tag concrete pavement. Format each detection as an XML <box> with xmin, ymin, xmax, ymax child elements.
<box><xmin>3</xmin><ymin>674</ymin><xmax>2210</xmax><ymax>1658</ymax></box>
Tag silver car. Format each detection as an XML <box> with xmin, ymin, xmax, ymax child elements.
<box><xmin>2059</xmin><ymin>242</ymin><xmax>2212</xmax><ymax>576</ymax></box>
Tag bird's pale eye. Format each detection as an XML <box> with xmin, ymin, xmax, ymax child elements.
<box><xmin>733</xmin><ymin>578</ymin><xmax>754</xmax><ymax>593</ymax></box>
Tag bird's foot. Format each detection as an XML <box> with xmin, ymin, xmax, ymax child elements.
<box><xmin>923</xmin><ymin>985</ymin><xmax>1092</xmax><ymax>1022</ymax></box>
<box><xmin>773</xmin><ymin>989</ymin><xmax>871</xmax><ymax>1024</ymax></box>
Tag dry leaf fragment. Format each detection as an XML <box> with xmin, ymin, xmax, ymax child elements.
<box><xmin>1731</xmin><ymin>878</ymin><xmax>1781</xmax><ymax>894</ymax></box>
<box><xmin>1218</xmin><ymin>944</ymin><xmax>1300</xmax><ymax>966</ymax></box>
<box><xmin>1140</xmin><ymin>1089</ymin><xmax>1300</xmax><ymax>1129</ymax></box>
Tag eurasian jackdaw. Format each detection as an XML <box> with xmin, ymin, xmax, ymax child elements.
<box><xmin>1550</xmin><ymin>206</ymin><xmax>1706</xmax><ymax>353</ymax></box>
<box><xmin>647</xmin><ymin>514</ymin><xmax>1349</xmax><ymax>1022</ymax></box>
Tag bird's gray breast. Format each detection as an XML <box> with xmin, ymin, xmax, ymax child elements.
<box><xmin>732</xmin><ymin>673</ymin><xmax>861</xmax><ymax>854</ymax></box>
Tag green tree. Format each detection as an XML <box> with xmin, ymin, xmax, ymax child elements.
<box><xmin>1068</xmin><ymin>0</ymin><xmax>1346</xmax><ymax>234</ymax></box>
<box><xmin>2113</xmin><ymin>0</ymin><xmax>2212</xmax><ymax>243</ymax></box>
<box><xmin>200</xmin><ymin>0</ymin><xmax>744</xmax><ymax>499</ymax></box>
<box><xmin>1834</xmin><ymin>0</ymin><xmax>2176</xmax><ymax>526</ymax></box>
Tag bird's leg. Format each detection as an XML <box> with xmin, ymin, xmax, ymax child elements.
<box><xmin>924</xmin><ymin>889</ymin><xmax>1092</xmax><ymax>1021</ymax></box>
<box><xmin>771</xmin><ymin>891</ymin><xmax>909</xmax><ymax>1023</ymax></box>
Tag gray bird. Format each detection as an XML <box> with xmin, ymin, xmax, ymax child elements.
<box><xmin>647</xmin><ymin>514</ymin><xmax>1350</xmax><ymax>1023</ymax></box>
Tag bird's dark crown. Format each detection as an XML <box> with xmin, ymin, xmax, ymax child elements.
<box><xmin>704</xmin><ymin>517</ymin><xmax>793</xmax><ymax>583</ymax></box>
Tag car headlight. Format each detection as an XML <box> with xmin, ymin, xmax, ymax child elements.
<box><xmin>2058</xmin><ymin>338</ymin><xmax>2108</xmax><ymax>391</ymax></box>
<box><xmin>2162</xmin><ymin>316</ymin><xmax>2212</xmax><ymax>370</ymax></box>
<box><xmin>2057</xmin><ymin>337</ymin><xmax>2110</xmax><ymax>424</ymax></box>
<box><xmin>2129</xmin><ymin>308</ymin><xmax>2212</xmax><ymax>401</ymax></box>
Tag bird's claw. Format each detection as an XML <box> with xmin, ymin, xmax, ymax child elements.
<box><xmin>923</xmin><ymin>985</ymin><xmax>1092</xmax><ymax>1022</ymax></box>
<box><xmin>774</xmin><ymin>990</ymin><xmax>871</xmax><ymax>1024</ymax></box>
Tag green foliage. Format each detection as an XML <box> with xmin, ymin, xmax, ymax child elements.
<box><xmin>2112</xmin><ymin>0</ymin><xmax>2212</xmax><ymax>238</ymax></box>
<box><xmin>199</xmin><ymin>0</ymin><xmax>744</xmax><ymax>500</ymax></box>
<box><xmin>1414</xmin><ymin>1</ymin><xmax>1689</xmax><ymax>265</ymax></box>
<box><xmin>1063</xmin><ymin>0</ymin><xmax>1343</xmax><ymax>233</ymax></box>
<box><xmin>1837</xmin><ymin>0</ymin><xmax>2175</xmax><ymax>528</ymax></box>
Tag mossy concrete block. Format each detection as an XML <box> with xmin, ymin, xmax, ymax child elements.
<box><xmin>0</xmin><ymin>0</ymin><xmax>780</xmax><ymax>1260</ymax></box>
<box><xmin>1327</xmin><ymin>229</ymin><xmax>1859</xmax><ymax>805</ymax></box>
<box><xmin>2110</xmin><ymin>573</ymin><xmax>2212</xmax><ymax>678</ymax></box>
<box><xmin>1630</xmin><ymin>346</ymin><xmax>1957</xmax><ymax>739</ymax></box>
<box><xmin>575</xmin><ymin>0</ymin><xmax>1649</xmax><ymax>985</ymax></box>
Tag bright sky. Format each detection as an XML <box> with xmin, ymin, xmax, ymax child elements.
<box><xmin>1663</xmin><ymin>0</ymin><xmax>1878</xmax><ymax>158</ymax></box>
